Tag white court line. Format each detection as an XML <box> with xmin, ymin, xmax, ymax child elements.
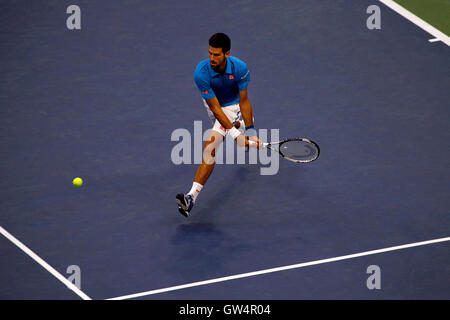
<box><xmin>429</xmin><ymin>38</ymin><xmax>440</xmax><ymax>43</ymax></box>
<box><xmin>107</xmin><ymin>236</ymin><xmax>450</xmax><ymax>300</ymax></box>
<box><xmin>0</xmin><ymin>226</ymin><xmax>92</xmax><ymax>300</ymax></box>
<box><xmin>379</xmin><ymin>0</ymin><xmax>450</xmax><ymax>46</ymax></box>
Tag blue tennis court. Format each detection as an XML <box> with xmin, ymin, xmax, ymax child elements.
<box><xmin>1</xmin><ymin>0</ymin><xmax>449</xmax><ymax>300</ymax></box>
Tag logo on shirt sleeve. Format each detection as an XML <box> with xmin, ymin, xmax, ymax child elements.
<box><xmin>202</xmin><ymin>90</ymin><xmax>209</xmax><ymax>95</ymax></box>
<box><xmin>229</xmin><ymin>75</ymin><xmax>234</xmax><ymax>80</ymax></box>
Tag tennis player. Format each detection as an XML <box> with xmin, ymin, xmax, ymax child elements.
<box><xmin>176</xmin><ymin>33</ymin><xmax>262</xmax><ymax>217</ymax></box>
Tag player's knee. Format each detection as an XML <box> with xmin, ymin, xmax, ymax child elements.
<box><xmin>203</xmin><ymin>151</ymin><xmax>215</xmax><ymax>165</ymax></box>
<box><xmin>203</xmin><ymin>131</ymin><xmax>224</xmax><ymax>164</ymax></box>
<box><xmin>203</xmin><ymin>141</ymin><xmax>217</xmax><ymax>165</ymax></box>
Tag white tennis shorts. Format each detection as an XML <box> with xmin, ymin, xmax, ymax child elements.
<box><xmin>202</xmin><ymin>99</ymin><xmax>242</xmax><ymax>137</ymax></box>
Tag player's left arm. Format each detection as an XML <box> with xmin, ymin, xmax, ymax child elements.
<box><xmin>239</xmin><ymin>89</ymin><xmax>262</xmax><ymax>148</ymax></box>
<box><xmin>239</xmin><ymin>89</ymin><xmax>254</xmax><ymax>128</ymax></box>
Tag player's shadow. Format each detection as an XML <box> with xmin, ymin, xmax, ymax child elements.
<box><xmin>192</xmin><ymin>165</ymin><xmax>257</xmax><ymax>219</ymax></box>
<box><xmin>166</xmin><ymin>166</ymin><xmax>257</xmax><ymax>279</ymax></box>
<box><xmin>168</xmin><ymin>222</ymin><xmax>229</xmax><ymax>280</ymax></box>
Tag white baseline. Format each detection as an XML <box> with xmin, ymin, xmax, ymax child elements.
<box><xmin>107</xmin><ymin>236</ymin><xmax>450</xmax><ymax>300</ymax></box>
<box><xmin>0</xmin><ymin>226</ymin><xmax>92</xmax><ymax>300</ymax></box>
<box><xmin>379</xmin><ymin>0</ymin><xmax>450</xmax><ymax>46</ymax></box>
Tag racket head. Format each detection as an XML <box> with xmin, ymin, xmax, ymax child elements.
<box><xmin>273</xmin><ymin>138</ymin><xmax>320</xmax><ymax>163</ymax></box>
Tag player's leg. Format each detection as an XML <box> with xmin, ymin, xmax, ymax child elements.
<box><xmin>177</xmin><ymin>104</ymin><xmax>244</xmax><ymax>217</ymax></box>
<box><xmin>176</xmin><ymin>129</ymin><xmax>224</xmax><ymax>217</ymax></box>
<box><xmin>194</xmin><ymin>130</ymin><xmax>223</xmax><ymax>184</ymax></box>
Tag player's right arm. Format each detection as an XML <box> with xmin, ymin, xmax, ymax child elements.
<box><xmin>203</xmin><ymin>97</ymin><xmax>233</xmax><ymax>131</ymax></box>
<box><xmin>204</xmin><ymin>97</ymin><xmax>249</xmax><ymax>147</ymax></box>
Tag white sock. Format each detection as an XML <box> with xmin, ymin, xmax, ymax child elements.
<box><xmin>187</xmin><ymin>182</ymin><xmax>203</xmax><ymax>203</ymax></box>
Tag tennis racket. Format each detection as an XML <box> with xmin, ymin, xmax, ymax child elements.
<box><xmin>249</xmin><ymin>138</ymin><xmax>320</xmax><ymax>163</ymax></box>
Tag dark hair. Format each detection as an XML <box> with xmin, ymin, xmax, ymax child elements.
<box><xmin>209</xmin><ymin>33</ymin><xmax>231</xmax><ymax>54</ymax></box>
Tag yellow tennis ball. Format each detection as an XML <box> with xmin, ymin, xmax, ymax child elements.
<box><xmin>73</xmin><ymin>177</ymin><xmax>83</xmax><ymax>187</ymax></box>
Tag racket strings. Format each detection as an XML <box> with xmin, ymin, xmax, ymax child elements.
<box><xmin>279</xmin><ymin>140</ymin><xmax>319</xmax><ymax>162</ymax></box>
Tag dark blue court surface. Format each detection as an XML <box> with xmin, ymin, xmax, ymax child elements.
<box><xmin>1</xmin><ymin>0</ymin><xmax>449</xmax><ymax>300</ymax></box>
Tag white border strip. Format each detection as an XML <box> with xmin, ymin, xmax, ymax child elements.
<box><xmin>0</xmin><ymin>226</ymin><xmax>92</xmax><ymax>300</ymax></box>
<box><xmin>107</xmin><ymin>236</ymin><xmax>450</xmax><ymax>300</ymax></box>
<box><xmin>379</xmin><ymin>0</ymin><xmax>450</xmax><ymax>46</ymax></box>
